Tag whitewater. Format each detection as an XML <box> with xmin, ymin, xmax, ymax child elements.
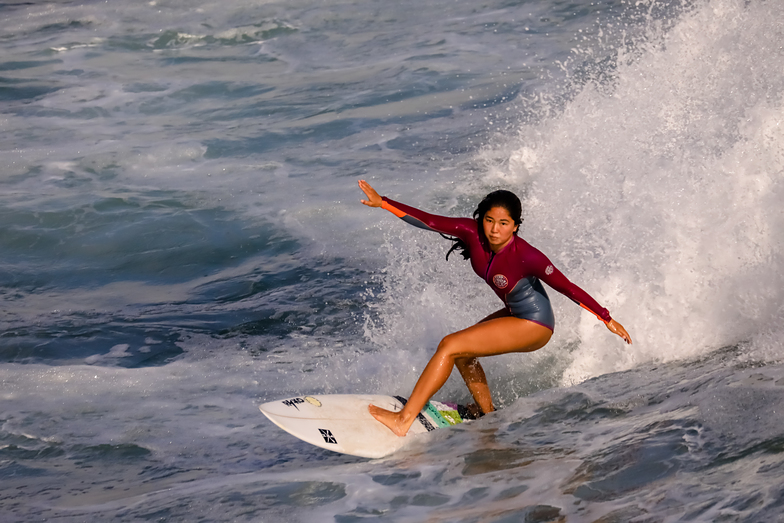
<box><xmin>1</xmin><ymin>0</ymin><xmax>783</xmax><ymax>521</ymax></box>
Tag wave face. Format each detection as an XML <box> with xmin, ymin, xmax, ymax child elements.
<box><xmin>512</xmin><ymin>0</ymin><xmax>784</xmax><ymax>383</ymax></box>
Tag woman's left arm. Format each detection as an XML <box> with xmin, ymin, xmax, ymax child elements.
<box><xmin>533</xmin><ymin>249</ymin><xmax>632</xmax><ymax>344</ymax></box>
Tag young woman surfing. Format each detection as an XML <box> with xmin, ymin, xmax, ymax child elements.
<box><xmin>358</xmin><ymin>180</ymin><xmax>631</xmax><ymax>437</ymax></box>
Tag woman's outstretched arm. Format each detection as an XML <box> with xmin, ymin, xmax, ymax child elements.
<box><xmin>358</xmin><ymin>180</ymin><xmax>473</xmax><ymax>238</ymax></box>
<box><xmin>528</xmin><ymin>244</ymin><xmax>632</xmax><ymax>344</ymax></box>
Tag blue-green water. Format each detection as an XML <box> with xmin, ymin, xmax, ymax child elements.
<box><xmin>2</xmin><ymin>0</ymin><xmax>784</xmax><ymax>521</ymax></box>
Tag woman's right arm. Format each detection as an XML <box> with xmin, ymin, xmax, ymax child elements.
<box><xmin>358</xmin><ymin>180</ymin><xmax>470</xmax><ymax>237</ymax></box>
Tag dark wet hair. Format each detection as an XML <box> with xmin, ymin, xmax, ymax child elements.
<box><xmin>445</xmin><ymin>190</ymin><xmax>523</xmax><ymax>261</ymax></box>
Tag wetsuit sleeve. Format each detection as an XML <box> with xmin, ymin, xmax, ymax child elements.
<box><xmin>528</xmin><ymin>247</ymin><xmax>612</xmax><ymax>324</ymax></box>
<box><xmin>381</xmin><ymin>196</ymin><xmax>472</xmax><ymax>239</ymax></box>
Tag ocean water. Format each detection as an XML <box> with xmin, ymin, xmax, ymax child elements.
<box><xmin>2</xmin><ymin>0</ymin><xmax>784</xmax><ymax>521</ymax></box>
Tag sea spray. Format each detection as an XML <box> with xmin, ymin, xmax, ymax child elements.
<box><xmin>470</xmin><ymin>0</ymin><xmax>784</xmax><ymax>383</ymax></box>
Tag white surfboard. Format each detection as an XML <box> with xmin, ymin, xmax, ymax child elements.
<box><xmin>259</xmin><ymin>394</ymin><xmax>471</xmax><ymax>458</ymax></box>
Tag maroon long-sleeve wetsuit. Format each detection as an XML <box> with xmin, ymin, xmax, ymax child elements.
<box><xmin>381</xmin><ymin>197</ymin><xmax>611</xmax><ymax>331</ymax></box>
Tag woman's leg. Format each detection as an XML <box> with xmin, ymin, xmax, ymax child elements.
<box><xmin>369</xmin><ymin>316</ymin><xmax>552</xmax><ymax>436</ymax></box>
<box><xmin>454</xmin><ymin>308</ymin><xmax>511</xmax><ymax>414</ymax></box>
<box><xmin>455</xmin><ymin>357</ymin><xmax>493</xmax><ymax>415</ymax></box>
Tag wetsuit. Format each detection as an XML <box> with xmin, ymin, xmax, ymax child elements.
<box><xmin>381</xmin><ymin>197</ymin><xmax>612</xmax><ymax>331</ymax></box>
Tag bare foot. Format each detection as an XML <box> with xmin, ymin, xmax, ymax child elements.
<box><xmin>368</xmin><ymin>404</ymin><xmax>410</xmax><ymax>437</ymax></box>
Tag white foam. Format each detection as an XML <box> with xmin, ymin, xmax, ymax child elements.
<box><xmin>469</xmin><ymin>0</ymin><xmax>784</xmax><ymax>383</ymax></box>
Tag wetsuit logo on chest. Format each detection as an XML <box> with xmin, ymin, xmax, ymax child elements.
<box><xmin>492</xmin><ymin>274</ymin><xmax>509</xmax><ymax>289</ymax></box>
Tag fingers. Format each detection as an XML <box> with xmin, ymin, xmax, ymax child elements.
<box><xmin>358</xmin><ymin>179</ymin><xmax>382</xmax><ymax>207</ymax></box>
<box><xmin>618</xmin><ymin>323</ymin><xmax>632</xmax><ymax>344</ymax></box>
<box><xmin>608</xmin><ymin>319</ymin><xmax>632</xmax><ymax>344</ymax></box>
<box><xmin>358</xmin><ymin>179</ymin><xmax>374</xmax><ymax>195</ymax></box>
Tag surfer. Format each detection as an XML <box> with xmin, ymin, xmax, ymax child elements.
<box><xmin>358</xmin><ymin>179</ymin><xmax>631</xmax><ymax>437</ymax></box>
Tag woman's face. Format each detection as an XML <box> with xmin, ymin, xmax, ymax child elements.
<box><xmin>483</xmin><ymin>206</ymin><xmax>518</xmax><ymax>252</ymax></box>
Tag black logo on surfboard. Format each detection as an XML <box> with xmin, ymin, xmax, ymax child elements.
<box><xmin>282</xmin><ymin>397</ymin><xmax>305</xmax><ymax>410</ymax></box>
<box><xmin>319</xmin><ymin>428</ymin><xmax>337</xmax><ymax>444</ymax></box>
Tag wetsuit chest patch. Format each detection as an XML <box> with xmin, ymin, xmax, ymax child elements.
<box><xmin>492</xmin><ymin>274</ymin><xmax>509</xmax><ymax>289</ymax></box>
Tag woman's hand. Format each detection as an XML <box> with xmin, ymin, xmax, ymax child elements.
<box><xmin>358</xmin><ymin>179</ymin><xmax>383</xmax><ymax>208</ymax></box>
<box><xmin>607</xmin><ymin>319</ymin><xmax>632</xmax><ymax>344</ymax></box>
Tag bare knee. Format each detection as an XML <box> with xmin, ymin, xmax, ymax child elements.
<box><xmin>436</xmin><ymin>333</ymin><xmax>469</xmax><ymax>361</ymax></box>
<box><xmin>436</xmin><ymin>333</ymin><xmax>457</xmax><ymax>354</ymax></box>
